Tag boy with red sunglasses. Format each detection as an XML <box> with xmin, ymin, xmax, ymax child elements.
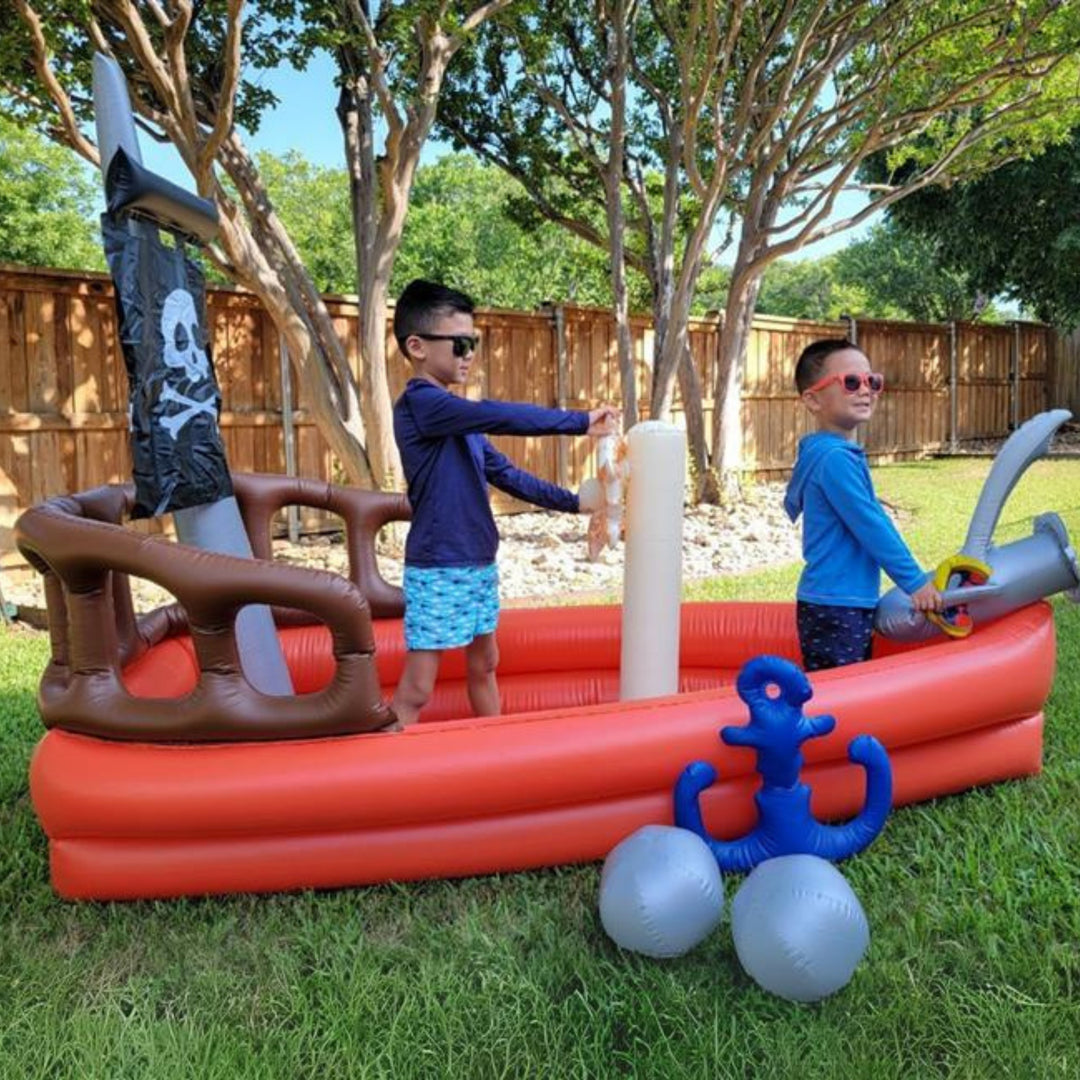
<box><xmin>390</xmin><ymin>279</ymin><xmax>618</xmax><ymax>725</ymax></box>
<box><xmin>784</xmin><ymin>339</ymin><xmax>942</xmax><ymax>671</ymax></box>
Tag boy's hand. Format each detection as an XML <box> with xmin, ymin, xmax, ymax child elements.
<box><xmin>910</xmin><ymin>580</ymin><xmax>945</xmax><ymax>613</ymax></box>
<box><xmin>587</xmin><ymin>405</ymin><xmax>619</xmax><ymax>437</ymax></box>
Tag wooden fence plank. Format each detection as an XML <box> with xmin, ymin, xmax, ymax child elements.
<box><xmin>6</xmin><ymin>290</ymin><xmax>28</xmax><ymax>411</ymax></box>
<box><xmin>0</xmin><ymin>291</ymin><xmax>11</xmax><ymax>413</ymax></box>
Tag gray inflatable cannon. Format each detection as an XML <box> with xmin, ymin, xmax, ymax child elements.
<box><xmin>875</xmin><ymin>409</ymin><xmax>1080</xmax><ymax>643</ymax></box>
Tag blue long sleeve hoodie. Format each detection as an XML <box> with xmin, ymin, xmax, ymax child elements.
<box><xmin>393</xmin><ymin>378</ymin><xmax>588</xmax><ymax>568</ymax></box>
<box><xmin>784</xmin><ymin>431</ymin><xmax>928</xmax><ymax>608</ymax></box>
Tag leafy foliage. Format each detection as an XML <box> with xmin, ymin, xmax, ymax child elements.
<box><xmin>391</xmin><ymin>154</ymin><xmax>650</xmax><ymax>310</ymax></box>
<box><xmin>879</xmin><ymin>128</ymin><xmax>1080</xmax><ymax>328</ymax></box>
<box><xmin>0</xmin><ymin>113</ymin><xmax>104</xmax><ymax>271</ymax></box>
<box><xmin>254</xmin><ymin>149</ymin><xmax>355</xmax><ymax>294</ymax></box>
<box><xmin>255</xmin><ymin>148</ymin><xmax>650</xmax><ymax>310</ymax></box>
<box><xmin>0</xmin><ymin>0</ymin><xmax>303</xmax><ymax>140</ymax></box>
<box><xmin>694</xmin><ymin>223</ymin><xmax>997</xmax><ymax>324</ymax></box>
<box><xmin>832</xmin><ymin>223</ymin><xmax>1001</xmax><ymax>324</ymax></box>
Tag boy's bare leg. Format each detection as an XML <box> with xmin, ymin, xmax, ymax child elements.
<box><xmin>465</xmin><ymin>633</ymin><xmax>501</xmax><ymax>717</ymax></box>
<box><xmin>391</xmin><ymin>649</ymin><xmax>441</xmax><ymax>727</ymax></box>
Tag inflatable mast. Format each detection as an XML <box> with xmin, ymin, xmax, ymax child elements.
<box><xmin>92</xmin><ymin>54</ymin><xmax>292</xmax><ymax>694</ymax></box>
<box><xmin>620</xmin><ymin>421</ymin><xmax>687</xmax><ymax>700</ymax></box>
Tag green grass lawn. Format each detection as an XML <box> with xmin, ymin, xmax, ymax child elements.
<box><xmin>2</xmin><ymin>458</ymin><xmax>1079</xmax><ymax>1079</ymax></box>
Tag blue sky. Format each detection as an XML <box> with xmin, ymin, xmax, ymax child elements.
<box><xmin>135</xmin><ymin>48</ymin><xmax>871</xmax><ymax>262</ymax></box>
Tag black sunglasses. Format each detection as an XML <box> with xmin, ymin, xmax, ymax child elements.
<box><xmin>415</xmin><ymin>333</ymin><xmax>480</xmax><ymax>357</ymax></box>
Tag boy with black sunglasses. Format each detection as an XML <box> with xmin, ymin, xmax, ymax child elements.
<box><xmin>390</xmin><ymin>279</ymin><xmax>618</xmax><ymax>725</ymax></box>
<box><xmin>784</xmin><ymin>338</ymin><xmax>943</xmax><ymax>671</ymax></box>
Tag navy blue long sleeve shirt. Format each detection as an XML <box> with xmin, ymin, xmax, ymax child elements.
<box><xmin>393</xmin><ymin>378</ymin><xmax>589</xmax><ymax>567</ymax></box>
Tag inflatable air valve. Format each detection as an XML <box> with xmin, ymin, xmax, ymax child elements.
<box><xmin>93</xmin><ymin>53</ymin><xmax>293</xmax><ymax>695</ymax></box>
<box><xmin>875</xmin><ymin>409</ymin><xmax>1080</xmax><ymax>643</ymax></box>
<box><xmin>619</xmin><ymin>421</ymin><xmax>686</xmax><ymax>701</ymax></box>
<box><xmin>674</xmin><ymin>655</ymin><xmax>892</xmax><ymax>873</ymax></box>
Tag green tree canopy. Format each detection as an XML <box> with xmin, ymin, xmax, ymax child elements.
<box><xmin>0</xmin><ymin>114</ymin><xmax>104</xmax><ymax>271</ymax></box>
<box><xmin>254</xmin><ymin>149</ymin><xmax>355</xmax><ymax>295</ymax></box>
<box><xmin>694</xmin><ymin>223</ymin><xmax>1002</xmax><ymax>324</ymax></box>
<box><xmin>255</xmin><ymin>148</ymin><xmax>650</xmax><ymax>310</ymax></box>
<box><xmin>754</xmin><ymin>259</ymin><xmax>855</xmax><ymax>323</ymax></box>
<box><xmin>832</xmin><ymin>223</ymin><xmax>999</xmax><ymax>324</ymax></box>
<box><xmin>440</xmin><ymin>0</ymin><xmax>1080</xmax><ymax>498</ymax></box>
<box><xmin>390</xmin><ymin>153</ymin><xmax>650</xmax><ymax>310</ymax></box>
<box><xmin>878</xmin><ymin>129</ymin><xmax>1080</xmax><ymax>329</ymax></box>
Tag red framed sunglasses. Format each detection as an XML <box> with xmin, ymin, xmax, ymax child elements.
<box><xmin>808</xmin><ymin>371</ymin><xmax>885</xmax><ymax>395</ymax></box>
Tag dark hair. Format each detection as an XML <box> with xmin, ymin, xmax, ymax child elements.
<box><xmin>393</xmin><ymin>279</ymin><xmax>475</xmax><ymax>359</ymax></box>
<box><xmin>794</xmin><ymin>338</ymin><xmax>857</xmax><ymax>393</ymax></box>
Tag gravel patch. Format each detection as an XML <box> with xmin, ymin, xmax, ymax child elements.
<box><xmin>6</xmin><ymin>427</ymin><xmax>1074</xmax><ymax>626</ymax></box>
<box><xmin>938</xmin><ymin>420</ymin><xmax>1080</xmax><ymax>457</ymax></box>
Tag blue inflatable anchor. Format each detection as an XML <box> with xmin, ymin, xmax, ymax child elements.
<box><xmin>674</xmin><ymin>655</ymin><xmax>892</xmax><ymax>873</ymax></box>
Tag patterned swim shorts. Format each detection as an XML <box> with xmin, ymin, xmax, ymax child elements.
<box><xmin>403</xmin><ymin>563</ymin><xmax>500</xmax><ymax>651</ymax></box>
<box><xmin>796</xmin><ymin>600</ymin><xmax>875</xmax><ymax>672</ymax></box>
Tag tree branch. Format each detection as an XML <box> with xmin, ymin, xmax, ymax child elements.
<box><xmin>96</xmin><ymin>0</ymin><xmax>184</xmax><ymax>125</ymax></box>
<box><xmin>13</xmin><ymin>0</ymin><xmax>100</xmax><ymax>164</ymax></box>
<box><xmin>455</xmin><ymin>0</ymin><xmax>515</xmax><ymax>45</ymax></box>
<box><xmin>763</xmin><ymin>88</ymin><xmax>1061</xmax><ymax>262</ymax></box>
<box><xmin>160</xmin><ymin>0</ymin><xmax>200</xmax><ymax>148</ymax></box>
<box><xmin>198</xmin><ymin>0</ymin><xmax>244</xmax><ymax>184</ymax></box>
<box><xmin>342</xmin><ymin>0</ymin><xmax>404</xmax><ymax>140</ymax></box>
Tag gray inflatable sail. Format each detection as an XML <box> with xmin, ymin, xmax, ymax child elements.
<box><xmin>960</xmin><ymin>409</ymin><xmax>1074</xmax><ymax>562</ymax></box>
<box><xmin>93</xmin><ymin>54</ymin><xmax>293</xmax><ymax>695</ymax></box>
<box><xmin>92</xmin><ymin>54</ymin><xmax>142</xmax><ymax>173</ymax></box>
<box><xmin>875</xmin><ymin>409</ymin><xmax>1079</xmax><ymax>642</ymax></box>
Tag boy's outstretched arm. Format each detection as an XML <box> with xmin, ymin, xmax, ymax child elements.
<box><xmin>405</xmin><ymin>381</ymin><xmax>589</xmax><ymax>439</ymax></box>
<box><xmin>481</xmin><ymin>439</ymin><xmax>580</xmax><ymax>513</ymax></box>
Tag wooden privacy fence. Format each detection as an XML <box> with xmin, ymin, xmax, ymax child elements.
<box><xmin>1</xmin><ymin>262</ymin><xmax>1070</xmax><ymax>565</ymax></box>
<box><xmin>1055</xmin><ymin>326</ymin><xmax>1080</xmax><ymax>418</ymax></box>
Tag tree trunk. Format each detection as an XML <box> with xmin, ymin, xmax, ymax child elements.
<box><xmin>357</xmin><ymin>269</ymin><xmax>402</xmax><ymax>490</ymax></box>
<box><xmin>337</xmin><ymin>76</ymin><xmax>402</xmax><ymax>491</ymax></box>
<box><xmin>650</xmin><ymin>261</ymin><xmax>698</xmax><ymax>421</ymax></box>
<box><xmin>712</xmin><ymin>270</ymin><xmax>764</xmax><ymax>503</ymax></box>
<box><xmin>605</xmin><ymin>0</ymin><xmax>637</xmax><ymax>431</ymax></box>
<box><xmin>606</xmin><ymin>176</ymin><xmax>638</xmax><ymax>430</ymax></box>
<box><xmin>335</xmin><ymin>33</ymin><xmax>452</xmax><ymax>491</ymax></box>
<box><xmin>677</xmin><ymin>344</ymin><xmax>716</xmax><ymax>503</ymax></box>
<box><xmin>215</xmin><ymin>137</ymin><xmax>375</xmax><ymax>488</ymax></box>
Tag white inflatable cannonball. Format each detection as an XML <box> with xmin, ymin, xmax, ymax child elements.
<box><xmin>731</xmin><ymin>854</ymin><xmax>870</xmax><ymax>1003</ymax></box>
<box><xmin>599</xmin><ymin>825</ymin><xmax>724</xmax><ymax>959</ymax></box>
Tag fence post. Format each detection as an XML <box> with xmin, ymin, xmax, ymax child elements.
<box><xmin>1010</xmin><ymin>321</ymin><xmax>1021</xmax><ymax>431</ymax></box>
<box><xmin>1044</xmin><ymin>328</ymin><xmax>1055</xmax><ymax>412</ymax></box>
<box><xmin>279</xmin><ymin>331</ymin><xmax>300</xmax><ymax>543</ymax></box>
<box><xmin>549</xmin><ymin>303</ymin><xmax>570</xmax><ymax>489</ymax></box>
<box><xmin>949</xmin><ymin>321</ymin><xmax>958</xmax><ymax>451</ymax></box>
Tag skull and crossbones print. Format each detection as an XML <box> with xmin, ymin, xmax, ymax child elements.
<box><xmin>158</xmin><ymin>287</ymin><xmax>218</xmax><ymax>440</ymax></box>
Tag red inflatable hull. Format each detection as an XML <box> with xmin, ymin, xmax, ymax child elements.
<box><xmin>30</xmin><ymin>601</ymin><xmax>1055</xmax><ymax>899</ymax></box>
